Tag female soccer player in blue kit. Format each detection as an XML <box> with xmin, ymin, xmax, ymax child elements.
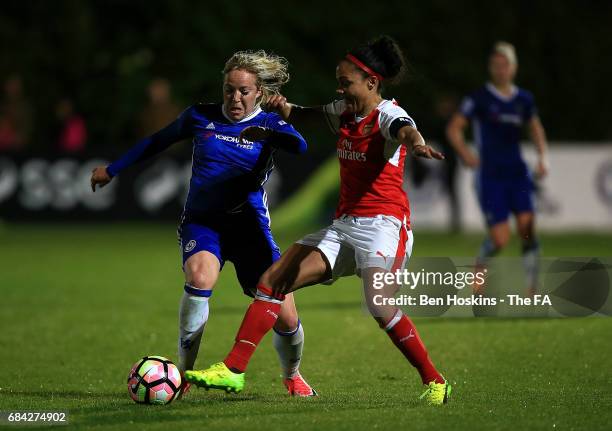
<box><xmin>90</xmin><ymin>51</ymin><xmax>317</xmax><ymax>396</ymax></box>
<box><xmin>446</xmin><ymin>42</ymin><xmax>549</xmax><ymax>296</ymax></box>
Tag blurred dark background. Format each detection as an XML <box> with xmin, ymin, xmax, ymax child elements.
<box><xmin>1</xmin><ymin>0</ymin><xmax>611</xmax><ymax>223</ymax></box>
<box><xmin>2</xmin><ymin>0</ymin><xmax>612</xmax><ymax>152</ymax></box>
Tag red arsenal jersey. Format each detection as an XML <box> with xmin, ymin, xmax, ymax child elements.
<box><xmin>323</xmin><ymin>99</ymin><xmax>416</xmax><ymax>227</ymax></box>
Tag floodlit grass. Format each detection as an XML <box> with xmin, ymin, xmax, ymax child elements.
<box><xmin>1</xmin><ymin>224</ymin><xmax>611</xmax><ymax>430</ymax></box>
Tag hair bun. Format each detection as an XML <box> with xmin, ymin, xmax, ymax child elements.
<box><xmin>369</xmin><ymin>36</ymin><xmax>404</xmax><ymax>80</ymax></box>
<box><xmin>348</xmin><ymin>35</ymin><xmax>406</xmax><ymax>85</ymax></box>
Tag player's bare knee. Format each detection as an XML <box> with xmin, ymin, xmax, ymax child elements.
<box><xmin>365</xmin><ymin>300</ymin><xmax>379</xmax><ymax>317</ymax></box>
<box><xmin>365</xmin><ymin>302</ymin><xmax>391</xmax><ymax>325</ymax></box>
<box><xmin>519</xmin><ymin>226</ymin><xmax>534</xmax><ymax>242</ymax></box>
<box><xmin>492</xmin><ymin>234</ymin><xmax>509</xmax><ymax>249</ymax></box>
<box><xmin>259</xmin><ymin>265</ymin><xmax>285</xmax><ymax>291</ymax></box>
<box><xmin>186</xmin><ymin>270</ymin><xmax>215</xmax><ymax>291</ymax></box>
<box><xmin>274</xmin><ymin>314</ymin><xmax>299</xmax><ymax>332</ymax></box>
<box><xmin>258</xmin><ymin>270</ymin><xmax>273</xmax><ymax>288</ymax></box>
<box><xmin>371</xmin><ymin>309</ymin><xmax>398</xmax><ymax>329</ymax></box>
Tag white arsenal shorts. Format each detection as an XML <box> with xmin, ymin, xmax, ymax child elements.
<box><xmin>297</xmin><ymin>214</ymin><xmax>414</xmax><ymax>282</ymax></box>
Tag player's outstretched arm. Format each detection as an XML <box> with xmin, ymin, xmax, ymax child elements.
<box><xmin>263</xmin><ymin>94</ymin><xmax>327</xmax><ymax>127</ymax></box>
<box><xmin>397</xmin><ymin>125</ymin><xmax>445</xmax><ymax>160</ymax></box>
<box><xmin>239</xmin><ymin>125</ymin><xmax>307</xmax><ymax>154</ymax></box>
<box><xmin>92</xmin><ymin>108</ymin><xmax>194</xmax><ymax>190</ymax></box>
<box><xmin>528</xmin><ymin>115</ymin><xmax>549</xmax><ymax>178</ymax></box>
<box><xmin>446</xmin><ymin>113</ymin><xmax>479</xmax><ymax>167</ymax></box>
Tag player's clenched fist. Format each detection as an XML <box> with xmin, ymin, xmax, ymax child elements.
<box><xmin>90</xmin><ymin>166</ymin><xmax>112</xmax><ymax>192</ymax></box>
<box><xmin>263</xmin><ymin>94</ymin><xmax>291</xmax><ymax>120</ymax></box>
<box><xmin>239</xmin><ymin>126</ymin><xmax>273</xmax><ymax>144</ymax></box>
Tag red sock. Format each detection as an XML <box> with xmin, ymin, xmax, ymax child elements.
<box><xmin>224</xmin><ymin>285</ymin><xmax>283</xmax><ymax>373</ymax></box>
<box><xmin>385</xmin><ymin>313</ymin><xmax>444</xmax><ymax>384</ymax></box>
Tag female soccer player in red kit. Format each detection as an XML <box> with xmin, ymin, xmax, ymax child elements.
<box><xmin>186</xmin><ymin>36</ymin><xmax>451</xmax><ymax>405</ymax></box>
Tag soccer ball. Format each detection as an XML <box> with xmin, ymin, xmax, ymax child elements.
<box><xmin>127</xmin><ymin>356</ymin><xmax>181</xmax><ymax>405</ymax></box>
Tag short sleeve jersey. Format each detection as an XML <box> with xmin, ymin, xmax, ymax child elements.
<box><xmin>322</xmin><ymin>99</ymin><xmax>416</xmax><ymax>226</ymax></box>
<box><xmin>460</xmin><ymin>83</ymin><xmax>537</xmax><ymax>178</ymax></box>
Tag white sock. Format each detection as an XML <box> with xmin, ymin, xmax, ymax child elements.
<box><xmin>273</xmin><ymin>321</ymin><xmax>304</xmax><ymax>379</ymax></box>
<box><xmin>178</xmin><ymin>287</ymin><xmax>210</xmax><ymax>373</ymax></box>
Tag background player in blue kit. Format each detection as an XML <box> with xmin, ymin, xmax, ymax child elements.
<box><xmin>446</xmin><ymin>42</ymin><xmax>549</xmax><ymax>296</ymax></box>
<box><xmin>90</xmin><ymin>51</ymin><xmax>317</xmax><ymax>396</ymax></box>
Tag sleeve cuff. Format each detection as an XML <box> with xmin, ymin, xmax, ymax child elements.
<box><xmin>106</xmin><ymin>165</ymin><xmax>117</xmax><ymax>178</ymax></box>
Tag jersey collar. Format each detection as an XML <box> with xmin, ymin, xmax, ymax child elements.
<box><xmin>221</xmin><ymin>104</ymin><xmax>262</xmax><ymax>124</ymax></box>
<box><xmin>486</xmin><ymin>82</ymin><xmax>518</xmax><ymax>102</ymax></box>
<box><xmin>355</xmin><ymin>99</ymin><xmax>389</xmax><ymax>122</ymax></box>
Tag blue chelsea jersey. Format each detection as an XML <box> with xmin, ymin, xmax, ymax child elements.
<box><xmin>107</xmin><ymin>103</ymin><xmax>307</xmax><ymax>214</ymax></box>
<box><xmin>460</xmin><ymin>83</ymin><xmax>537</xmax><ymax>178</ymax></box>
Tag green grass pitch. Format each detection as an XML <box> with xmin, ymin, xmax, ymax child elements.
<box><xmin>1</xmin><ymin>223</ymin><xmax>611</xmax><ymax>430</ymax></box>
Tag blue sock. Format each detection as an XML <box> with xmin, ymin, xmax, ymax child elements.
<box><xmin>522</xmin><ymin>239</ymin><xmax>540</xmax><ymax>291</ymax></box>
<box><xmin>476</xmin><ymin>237</ymin><xmax>499</xmax><ymax>266</ymax></box>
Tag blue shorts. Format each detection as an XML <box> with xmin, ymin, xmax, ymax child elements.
<box><xmin>476</xmin><ymin>173</ymin><xmax>535</xmax><ymax>226</ymax></box>
<box><xmin>177</xmin><ymin>206</ymin><xmax>281</xmax><ymax>297</ymax></box>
